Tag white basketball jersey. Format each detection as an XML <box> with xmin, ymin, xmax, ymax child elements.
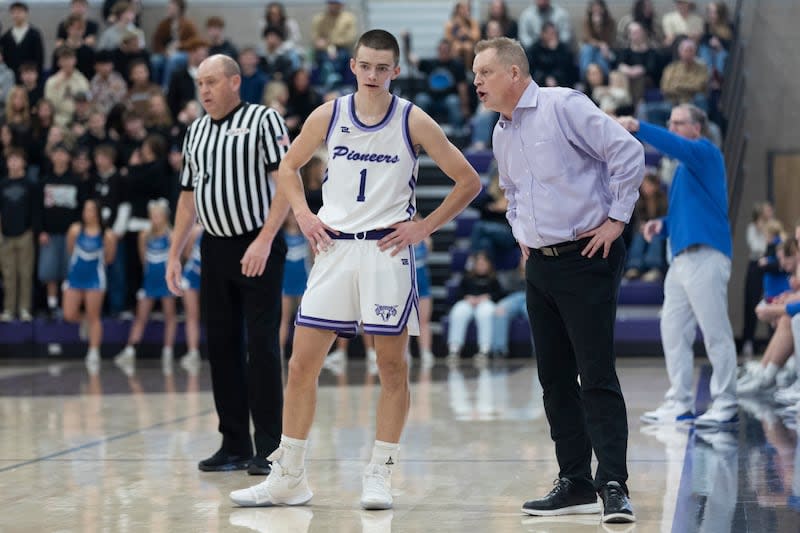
<box><xmin>318</xmin><ymin>94</ymin><xmax>419</xmax><ymax>233</ymax></box>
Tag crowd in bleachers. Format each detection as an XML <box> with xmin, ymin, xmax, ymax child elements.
<box><xmin>0</xmin><ymin>0</ymin><xmax>740</xmax><ymax>361</ymax></box>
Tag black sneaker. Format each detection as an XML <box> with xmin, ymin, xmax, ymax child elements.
<box><xmin>521</xmin><ymin>478</ymin><xmax>601</xmax><ymax>516</ymax></box>
<box><xmin>247</xmin><ymin>455</ymin><xmax>272</xmax><ymax>475</ymax></box>
<box><xmin>600</xmin><ymin>481</ymin><xmax>636</xmax><ymax>523</ymax></box>
<box><xmin>198</xmin><ymin>448</ymin><xmax>252</xmax><ymax>472</ymax></box>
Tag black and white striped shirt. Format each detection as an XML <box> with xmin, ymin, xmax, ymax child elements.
<box><xmin>180</xmin><ymin>102</ymin><xmax>290</xmax><ymax>237</ymax></box>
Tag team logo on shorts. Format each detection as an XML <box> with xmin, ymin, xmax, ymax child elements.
<box><xmin>374</xmin><ymin>304</ymin><xmax>398</xmax><ymax>322</ymax></box>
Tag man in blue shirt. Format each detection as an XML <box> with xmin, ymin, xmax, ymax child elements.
<box><xmin>474</xmin><ymin>37</ymin><xmax>642</xmax><ymax>524</ymax></box>
<box><xmin>618</xmin><ymin>105</ymin><xmax>738</xmax><ymax>429</ymax></box>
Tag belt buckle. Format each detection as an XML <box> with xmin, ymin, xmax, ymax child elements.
<box><xmin>542</xmin><ymin>246</ymin><xmax>557</xmax><ymax>257</ymax></box>
<box><xmin>354</xmin><ymin>231</ymin><xmax>367</xmax><ymax>241</ymax></box>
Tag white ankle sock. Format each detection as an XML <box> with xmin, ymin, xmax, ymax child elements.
<box><xmin>47</xmin><ymin>296</ymin><xmax>57</xmax><ymax>309</ymax></box>
<box><xmin>280</xmin><ymin>435</ymin><xmax>307</xmax><ymax>471</ymax></box>
<box><xmin>370</xmin><ymin>440</ymin><xmax>399</xmax><ymax>468</ymax></box>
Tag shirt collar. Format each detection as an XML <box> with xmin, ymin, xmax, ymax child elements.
<box><xmin>498</xmin><ymin>80</ymin><xmax>539</xmax><ymax>128</ymax></box>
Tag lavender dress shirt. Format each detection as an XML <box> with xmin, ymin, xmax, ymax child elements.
<box><xmin>492</xmin><ymin>81</ymin><xmax>645</xmax><ymax>248</ymax></box>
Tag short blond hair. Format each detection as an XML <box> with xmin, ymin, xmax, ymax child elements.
<box><xmin>475</xmin><ymin>37</ymin><xmax>530</xmax><ymax>78</ymax></box>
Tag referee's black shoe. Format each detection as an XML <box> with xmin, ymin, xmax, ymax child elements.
<box><xmin>198</xmin><ymin>448</ymin><xmax>251</xmax><ymax>472</ymax></box>
<box><xmin>599</xmin><ymin>481</ymin><xmax>636</xmax><ymax>523</ymax></box>
<box><xmin>247</xmin><ymin>455</ymin><xmax>272</xmax><ymax>475</ymax></box>
<box><xmin>521</xmin><ymin>478</ymin><xmax>601</xmax><ymax>516</ymax></box>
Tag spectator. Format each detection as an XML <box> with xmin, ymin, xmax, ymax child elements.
<box><xmin>238</xmin><ymin>47</ymin><xmax>269</xmax><ymax>105</ymax></box>
<box><xmin>302</xmin><ymin>153</ymin><xmax>325</xmax><ymax>215</ymax></box>
<box><xmin>29</xmin><ymin>98</ymin><xmax>54</xmax><ymax>172</ymax></box>
<box><xmin>278</xmin><ymin>211</ymin><xmax>309</xmax><ymax>357</ymax></box>
<box><xmin>615</xmin><ymin>21</ymin><xmax>663</xmax><ymax>104</ymax></box>
<box><xmin>661</xmin><ymin>0</ymin><xmax>703</xmax><ymax>47</ymax></box>
<box><xmin>759</xmin><ymin>220</ymin><xmax>791</xmax><ymax>303</ymax></box>
<box><xmin>591</xmin><ymin>69</ymin><xmax>633</xmax><ymax>116</ymax></box>
<box><xmin>126</xmin><ymin>60</ymin><xmax>162</xmax><ymax>120</ymax></box>
<box><xmin>469</xmin><ymin>170</ymin><xmax>516</xmax><ymax>262</ymax></box>
<box><xmin>39</xmin><ymin>143</ymin><xmax>85</xmax><ymax>318</ymax></box>
<box><xmin>118</xmin><ymin>110</ymin><xmax>148</xmax><ymax>165</ymax></box>
<box><xmin>698</xmin><ymin>1</ymin><xmax>732</xmax><ymax>82</ymax></box>
<box><xmin>112</xmin><ymin>30</ymin><xmax>151</xmax><ymax>85</ymax></box>
<box><xmin>166</xmin><ymin>37</ymin><xmax>209</xmax><ymax>120</ymax></box>
<box><xmin>56</xmin><ymin>0</ymin><xmax>99</xmax><ymax>49</ymax></box>
<box><xmin>55</xmin><ymin>14</ymin><xmax>96</xmax><ymax>80</ymax></box>
<box><xmin>261</xmin><ymin>80</ymin><xmax>289</xmax><ymax>116</ymax></box>
<box><xmin>0</xmin><ymin>52</ymin><xmax>16</xmax><ymax>110</ymax></box>
<box><xmin>0</xmin><ymin>2</ymin><xmax>44</xmax><ymax>81</ymax></box>
<box><xmin>481</xmin><ymin>0</ymin><xmax>518</xmax><ymax>40</ymax></box>
<box><xmin>660</xmin><ymin>38</ymin><xmax>708</xmax><ymax>107</ymax></box>
<box><xmin>624</xmin><ymin>173</ymin><xmax>667</xmax><ymax>281</ymax></box>
<box><xmin>97</xmin><ymin>1</ymin><xmax>145</xmax><ymax>52</ymax></box>
<box><xmin>90</xmin><ymin>50</ymin><xmax>127</xmax><ymax>115</ymax></box>
<box><xmin>412</xmin><ymin>221</ymin><xmax>435</xmax><ymax>366</ymax></box>
<box><xmin>527</xmin><ymin>22</ymin><xmax>577</xmax><ymax>88</ymax></box>
<box><xmin>44</xmin><ymin>46</ymin><xmax>91</xmax><ymax>128</ymax></box>
<box><xmin>70</xmin><ymin>93</ymin><xmax>93</xmax><ymax>136</ymax></box>
<box><xmin>91</xmin><ymin>144</ymin><xmax>129</xmax><ymax>315</ymax></box>
<box><xmin>62</xmin><ymin>198</ymin><xmax>117</xmax><ymax>365</ymax></box>
<box><xmin>491</xmin><ymin>257</ymin><xmax>529</xmax><ymax>358</ymax></box>
<box><xmin>579</xmin><ymin>0</ymin><xmax>616</xmax><ymax>78</ymax></box>
<box><xmin>311</xmin><ymin>0</ymin><xmax>358</xmax><ymax>53</ymax></box>
<box><xmin>260</xmin><ymin>27</ymin><xmax>300</xmax><ymax>82</ymax></box>
<box><xmin>71</xmin><ymin>145</ymin><xmax>93</xmax><ymax>182</ymax></box>
<box><xmin>145</xmin><ymin>93</ymin><xmax>176</xmax><ymax>142</ymax></box>
<box><xmin>5</xmin><ymin>85</ymin><xmax>32</xmax><ymax>134</ymax></box>
<box><xmin>447</xmin><ymin>251</ymin><xmax>503</xmax><ymax>362</ymax></box>
<box><xmin>18</xmin><ymin>62</ymin><xmax>42</xmax><ymax>110</ymax></box>
<box><xmin>151</xmin><ymin>0</ymin><xmax>199</xmax><ymax>87</ymax></box>
<box><xmin>102</xmin><ymin>0</ymin><xmax>142</xmax><ymax>25</ymax></box>
<box><xmin>444</xmin><ymin>1</ymin><xmax>481</xmax><ymax>69</ymax></box>
<box><xmin>741</xmin><ymin>202</ymin><xmax>773</xmax><ymax>357</ymax></box>
<box><xmin>78</xmin><ymin>108</ymin><xmax>112</xmax><ymax>155</ymax></box>
<box><xmin>285</xmin><ymin>68</ymin><xmax>322</xmax><ymax>139</ymax></box>
<box><xmin>0</xmin><ymin>148</ymin><xmax>38</xmax><ymax>322</ymax></box>
<box><xmin>413</xmin><ymin>39</ymin><xmax>470</xmax><ymax>129</ymax></box>
<box><xmin>178</xmin><ymin>224</ymin><xmax>203</xmax><ymax>368</ymax></box>
<box><xmin>206</xmin><ymin>16</ymin><xmax>237</xmax><ymax>59</ymax></box>
<box><xmin>631</xmin><ymin>0</ymin><xmax>659</xmax><ymax>43</ymax></box>
<box><xmin>263</xmin><ymin>2</ymin><xmax>303</xmax><ymax>54</ymax></box>
<box><xmin>518</xmin><ymin>0</ymin><xmax>573</xmax><ymax>50</ymax></box>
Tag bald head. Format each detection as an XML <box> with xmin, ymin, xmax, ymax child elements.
<box><xmin>199</xmin><ymin>54</ymin><xmax>241</xmax><ymax>78</ymax></box>
<box><xmin>196</xmin><ymin>54</ymin><xmax>243</xmax><ymax>120</ymax></box>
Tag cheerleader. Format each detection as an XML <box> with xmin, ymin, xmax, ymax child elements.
<box><xmin>179</xmin><ymin>224</ymin><xmax>203</xmax><ymax>369</ymax></box>
<box><xmin>62</xmin><ymin>199</ymin><xmax>117</xmax><ymax>365</ymax></box>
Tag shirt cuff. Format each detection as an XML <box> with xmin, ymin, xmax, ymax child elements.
<box><xmin>608</xmin><ymin>203</ymin><xmax>634</xmax><ymax>224</ymax></box>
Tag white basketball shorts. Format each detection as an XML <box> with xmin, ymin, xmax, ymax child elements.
<box><xmin>295</xmin><ymin>239</ymin><xmax>420</xmax><ymax>337</ymax></box>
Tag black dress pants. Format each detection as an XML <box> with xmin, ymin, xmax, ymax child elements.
<box><xmin>525</xmin><ymin>237</ymin><xmax>629</xmax><ymax>493</ymax></box>
<box><xmin>201</xmin><ymin>230</ymin><xmax>286</xmax><ymax>457</ymax></box>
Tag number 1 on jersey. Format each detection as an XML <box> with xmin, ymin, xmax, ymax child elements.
<box><xmin>356</xmin><ymin>168</ymin><xmax>367</xmax><ymax>202</ymax></box>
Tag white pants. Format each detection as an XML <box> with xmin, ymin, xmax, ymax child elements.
<box><xmin>448</xmin><ymin>299</ymin><xmax>495</xmax><ymax>353</ymax></box>
<box><xmin>660</xmin><ymin>246</ymin><xmax>737</xmax><ymax>410</ymax></box>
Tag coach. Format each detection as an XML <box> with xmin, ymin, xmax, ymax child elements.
<box><xmin>166</xmin><ymin>54</ymin><xmax>290</xmax><ymax>475</ymax></box>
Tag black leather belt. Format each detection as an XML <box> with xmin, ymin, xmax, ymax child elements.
<box><xmin>326</xmin><ymin>229</ymin><xmax>394</xmax><ymax>240</ymax></box>
<box><xmin>531</xmin><ymin>237</ymin><xmax>591</xmax><ymax>257</ymax></box>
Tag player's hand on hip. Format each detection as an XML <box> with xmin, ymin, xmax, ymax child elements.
<box><xmin>378</xmin><ymin>220</ymin><xmax>427</xmax><ymax>256</ymax></box>
<box><xmin>297</xmin><ymin>210</ymin><xmax>336</xmax><ymax>253</ymax></box>
<box><xmin>642</xmin><ymin>219</ymin><xmax>663</xmax><ymax>243</ymax></box>
<box><xmin>578</xmin><ymin>218</ymin><xmax>624</xmax><ymax>258</ymax></box>
<box><xmin>241</xmin><ymin>235</ymin><xmax>272</xmax><ymax>277</ymax></box>
<box><xmin>166</xmin><ymin>257</ymin><xmax>184</xmax><ymax>296</ymax></box>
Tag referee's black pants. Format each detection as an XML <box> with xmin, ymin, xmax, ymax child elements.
<box><xmin>201</xmin><ymin>230</ymin><xmax>286</xmax><ymax>458</ymax></box>
<box><xmin>525</xmin><ymin>236</ymin><xmax>629</xmax><ymax>493</ymax></box>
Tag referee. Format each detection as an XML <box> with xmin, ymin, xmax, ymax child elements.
<box><xmin>166</xmin><ymin>55</ymin><xmax>290</xmax><ymax>475</ymax></box>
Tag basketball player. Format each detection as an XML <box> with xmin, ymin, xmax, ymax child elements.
<box><xmin>230</xmin><ymin>29</ymin><xmax>481</xmax><ymax>510</ymax></box>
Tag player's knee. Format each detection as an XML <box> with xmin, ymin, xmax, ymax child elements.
<box><xmin>287</xmin><ymin>353</ymin><xmax>321</xmax><ymax>384</ymax></box>
<box><xmin>377</xmin><ymin>357</ymin><xmax>409</xmax><ymax>389</ymax></box>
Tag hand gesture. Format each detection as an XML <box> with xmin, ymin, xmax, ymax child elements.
<box><xmin>378</xmin><ymin>219</ymin><xmax>428</xmax><ymax>256</ymax></box>
<box><xmin>642</xmin><ymin>219</ymin><xmax>663</xmax><ymax>243</ymax></box>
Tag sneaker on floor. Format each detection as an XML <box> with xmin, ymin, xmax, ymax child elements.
<box><xmin>114</xmin><ymin>346</ymin><xmax>135</xmax><ymax>365</ymax></box>
<box><xmin>0</xmin><ymin>310</ymin><xmax>13</xmax><ymax>322</ymax></box>
<box><xmin>737</xmin><ymin>372</ymin><xmax>775</xmax><ymax>395</ymax></box>
<box><xmin>521</xmin><ymin>478</ymin><xmax>600</xmax><ymax>516</ymax></box>
<box><xmin>361</xmin><ymin>463</ymin><xmax>393</xmax><ymax>510</ymax></box>
<box><xmin>420</xmin><ymin>350</ymin><xmax>434</xmax><ymax>368</ymax></box>
<box><xmin>230</xmin><ymin>449</ymin><xmax>312</xmax><ymax>507</ymax></box>
<box><xmin>694</xmin><ymin>404</ymin><xmax>739</xmax><ymax>429</ymax></box>
<box><xmin>85</xmin><ymin>349</ymin><xmax>100</xmax><ymax>365</ymax></box>
<box><xmin>322</xmin><ymin>349</ymin><xmax>346</xmax><ymax>372</ymax></box>
<box><xmin>180</xmin><ymin>349</ymin><xmax>200</xmax><ymax>367</ymax></box>
<box><xmin>599</xmin><ymin>482</ymin><xmax>636</xmax><ymax>523</ymax></box>
<box><xmin>198</xmin><ymin>448</ymin><xmax>251</xmax><ymax>472</ymax></box>
<box><xmin>18</xmin><ymin>309</ymin><xmax>32</xmax><ymax>322</ymax></box>
<box><xmin>641</xmin><ymin>268</ymin><xmax>662</xmax><ymax>282</ymax></box>
<box><xmin>640</xmin><ymin>400</ymin><xmax>695</xmax><ymax>425</ymax></box>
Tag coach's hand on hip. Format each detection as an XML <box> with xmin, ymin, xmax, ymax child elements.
<box><xmin>166</xmin><ymin>256</ymin><xmax>184</xmax><ymax>296</ymax></box>
<box><xmin>578</xmin><ymin>218</ymin><xmax>625</xmax><ymax>258</ymax></box>
<box><xmin>241</xmin><ymin>234</ymin><xmax>273</xmax><ymax>277</ymax></box>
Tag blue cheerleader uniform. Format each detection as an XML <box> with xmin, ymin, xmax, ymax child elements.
<box><xmin>141</xmin><ymin>232</ymin><xmax>171</xmax><ymax>299</ymax></box>
<box><xmin>413</xmin><ymin>240</ymin><xmax>432</xmax><ymax>298</ymax></box>
<box><xmin>282</xmin><ymin>231</ymin><xmax>309</xmax><ymax>297</ymax></box>
<box><xmin>181</xmin><ymin>231</ymin><xmax>202</xmax><ymax>291</ymax></box>
<box><xmin>65</xmin><ymin>228</ymin><xmax>106</xmax><ymax>290</ymax></box>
